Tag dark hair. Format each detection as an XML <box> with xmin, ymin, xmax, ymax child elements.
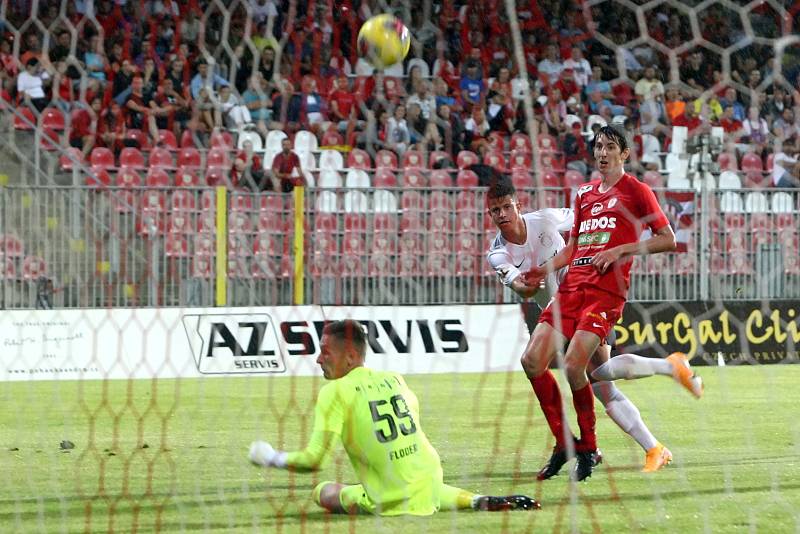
<box><xmin>486</xmin><ymin>174</ymin><xmax>517</xmax><ymax>200</ymax></box>
<box><xmin>323</xmin><ymin>320</ymin><xmax>367</xmax><ymax>357</ymax></box>
<box><xmin>592</xmin><ymin>125</ymin><xmax>628</xmax><ymax>152</ymax></box>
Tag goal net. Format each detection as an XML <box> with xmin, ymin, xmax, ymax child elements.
<box><xmin>0</xmin><ymin>0</ymin><xmax>798</xmax><ymax>532</ymax></box>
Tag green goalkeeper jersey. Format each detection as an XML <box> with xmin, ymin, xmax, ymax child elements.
<box><xmin>285</xmin><ymin>366</ymin><xmax>444</xmax><ymax>515</ymax></box>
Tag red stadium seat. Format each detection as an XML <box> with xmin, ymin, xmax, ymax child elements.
<box><xmin>541</xmin><ymin>171</ymin><xmax>561</xmax><ymax>188</ymax></box>
<box><xmin>39</xmin><ymin>128</ymin><xmax>60</xmax><ymax>150</ymax></box>
<box><xmin>456</xmin><ymin>150</ymin><xmax>479</xmax><ymax>169</ymax></box>
<box><xmin>312</xmin><ymin>229</ymin><xmax>338</xmax><ymax>256</ymax></box>
<box><xmin>454</xmin><ymin>233</ymin><xmax>480</xmax><ymax>276</ymax></box>
<box><xmin>564</xmin><ymin>169</ymin><xmax>587</xmax><ymax>189</ymax></box>
<box><xmin>456</xmin><ymin>170</ymin><xmax>479</xmax><ymax>188</ymax></box>
<box><xmin>369</xmin><ymin>253</ymin><xmax>396</xmax><ymax>276</ymax></box>
<box><xmin>90</xmin><ymin>147</ymin><xmax>115</xmax><ymax>170</ymax></box>
<box><xmin>750</xmin><ymin>213</ymin><xmax>773</xmax><ymax>247</ymax></box>
<box><xmin>321</xmin><ymin>129</ymin><xmax>344</xmax><ymax>146</ymax></box>
<box><xmin>487</xmin><ymin>131</ymin><xmax>506</xmax><ymax>151</ymax></box>
<box><xmin>314</xmin><ymin>212</ymin><xmax>338</xmax><ymax>232</ymax></box>
<box><xmin>401</xmin><ymin>169</ymin><xmax>426</xmax><ymax>187</ymax></box>
<box><xmin>427</xmin><ymin>232</ymin><xmax>452</xmax><ymax>254</ymax></box>
<box><xmin>372</xmin><ymin>231</ymin><xmax>398</xmax><ymax>255</ymax></box>
<box><xmin>157</xmin><ymin>129</ymin><xmax>178</xmax><ymax>150</ymax></box>
<box><xmin>511</xmin><ymin>169</ymin><xmax>533</xmax><ymax>188</ymax></box>
<box><xmin>429</xmin><ymin>211</ymin><xmax>451</xmax><ymax>234</ymax></box>
<box><xmin>119</xmin><ymin>148</ymin><xmax>146</xmax><ymax>170</ymax></box>
<box><xmin>228</xmin><ymin>211</ymin><xmax>253</xmax><ymax>233</ymax></box>
<box><xmin>429</xmin><ymin>170</ymin><xmax>453</xmax><ymax>188</ymax></box>
<box><xmin>741</xmin><ymin>152</ymin><xmax>762</xmax><ymax>172</ymax></box>
<box><xmin>170</xmin><ymin>189</ymin><xmax>196</xmax><ymax>211</ymax></box>
<box><xmin>716</xmin><ymin>152</ymin><xmax>737</xmax><ymax>171</ymax></box>
<box><xmin>116</xmin><ymin>167</ymin><xmax>142</xmax><ymax>187</ymax></box>
<box><xmin>1</xmin><ymin>234</ymin><xmax>24</xmax><ymax>258</ymax></box>
<box><xmin>125</xmin><ymin>129</ymin><xmax>150</xmax><ymax>150</ymax></box>
<box><xmin>374</xmin><ymin>169</ymin><xmax>398</xmax><ymax>188</ymax></box>
<box><xmin>259</xmin><ymin>195</ymin><xmax>285</xmax><ymax>212</ymax></box>
<box><xmin>141</xmin><ymin>189</ymin><xmax>166</xmax><ymax>211</ymax></box>
<box><xmin>540</xmin><ymin>152</ymin><xmax>565</xmax><ymax>172</ymax></box>
<box><xmin>510</xmin><ymin>132</ymin><xmax>532</xmax><ymax>152</ymax></box>
<box><xmin>254</xmin><ymin>232</ymin><xmax>281</xmax><ymax>256</ymax></box>
<box><xmin>744</xmin><ymin>171</ymin><xmax>767</xmax><ymax>189</ymax></box>
<box><xmin>429</xmin><ymin>191</ymin><xmax>453</xmax><ymax>211</ymax></box>
<box><xmin>401</xmin><ymin>191</ymin><xmax>426</xmax><ymax>212</ymax></box>
<box><xmin>194</xmin><ymin>233</ymin><xmax>216</xmax><ymax>256</ymax></box>
<box><xmin>167</xmin><ymin>211</ymin><xmax>194</xmax><ymax>234</ymax></box>
<box><xmin>178</xmin><ymin>147</ymin><xmax>202</xmax><ymax>168</ymax></box>
<box><xmin>400</xmin><ymin>213</ymin><xmax>424</xmax><ymax>233</ymax></box>
<box><xmin>347</xmin><ymin>148</ymin><xmax>372</xmax><ymax>169</ymax></box>
<box><xmin>164</xmin><ymin>234</ymin><xmax>190</xmax><ymax>257</ymax></box>
<box><xmin>538</xmin><ymin>134</ymin><xmax>558</xmax><ymax>152</ymax></box>
<box><xmin>175</xmin><ymin>166</ymin><xmax>200</xmax><ymax>187</ymax></box>
<box><xmin>230</xmin><ymin>193</ymin><xmax>254</xmax><ymax>212</ymax></box>
<box><xmin>205</xmin><ymin>166</ymin><xmax>231</xmax><ymax>187</ymax></box>
<box><xmin>344</xmin><ymin>213</ymin><xmax>367</xmax><ymax>232</ymax></box>
<box><xmin>2</xmin><ymin>258</ymin><xmax>18</xmax><ymax>279</ymax></box>
<box><xmin>22</xmin><ymin>255</ymin><xmax>46</xmax><ymax>280</ymax></box>
<box><xmin>149</xmin><ymin>147</ymin><xmax>175</xmax><ymax>170</ymax></box>
<box><xmin>516</xmin><ymin>191</ymin><xmax>532</xmax><ymax>210</ymax></box>
<box><xmin>483</xmin><ymin>151</ymin><xmax>507</xmax><ymax>171</ymax></box>
<box><xmin>13</xmin><ymin>107</ymin><xmax>36</xmax><ymax>130</ymax></box>
<box><xmin>456</xmin><ymin>211</ymin><xmax>480</xmax><ymax>233</ymax></box>
<box><xmin>59</xmin><ymin>147</ymin><xmax>84</xmax><ymax>172</ymax></box>
<box><xmin>398</xmin><ymin>232</ymin><xmax>424</xmax><ymax>255</ymax></box>
<box><xmin>228</xmin><ymin>233</ymin><xmax>252</xmax><ymax>258</ymax></box>
<box><xmin>226</xmin><ymin>258</ymin><xmax>249</xmax><ymax>280</ymax></box>
<box><xmin>137</xmin><ymin>208</ymin><xmax>165</xmax><ymax>236</ymax></box>
<box><xmin>146</xmin><ymin>167</ymin><xmax>171</xmax><ymax>187</ymax></box>
<box><xmin>340</xmin><ymin>250</ymin><xmax>366</xmax><ymax>276</ymax></box>
<box><xmin>728</xmin><ymin>251</ymin><xmax>754</xmax><ymax>274</ymax></box>
<box><xmin>425</xmin><ymin>253</ymin><xmax>450</xmax><ymax>276</ymax></box>
<box><xmin>192</xmin><ymin>256</ymin><xmax>214</xmax><ymax>278</ymax></box>
<box><xmin>207</xmin><ymin>147</ymin><xmax>232</xmax><ymax>168</ymax></box>
<box><xmin>210</xmin><ymin>130</ymin><xmax>234</xmax><ymax>150</ymax></box>
<box><xmin>41</xmin><ymin>108</ymin><xmax>65</xmax><ymax>131</ymax></box>
<box><xmin>509</xmin><ymin>149</ymin><xmax>532</xmax><ymax>171</ymax></box>
<box><xmin>87</xmin><ymin>166</ymin><xmax>112</xmax><ymax>187</ymax></box>
<box><xmin>374</xmin><ymin>213</ymin><xmax>399</xmax><ymax>232</ymax></box>
<box><xmin>375</xmin><ymin>150</ymin><xmax>399</xmax><ymax>170</ymax></box>
<box><xmin>429</xmin><ymin>150</ymin><xmax>452</xmax><ymax>169</ymax></box>
<box><xmin>402</xmin><ymin>150</ymin><xmax>426</xmax><ymax>169</ymax></box>
<box><xmin>257</xmin><ymin>212</ymin><xmax>283</xmax><ymax>232</ymax></box>
<box><xmin>398</xmin><ymin>254</ymin><xmax>421</xmax><ymax>276</ymax></box>
<box><xmin>343</xmin><ymin>231</ymin><xmax>367</xmax><ymax>255</ymax></box>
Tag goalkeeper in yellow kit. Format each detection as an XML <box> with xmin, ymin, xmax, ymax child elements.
<box><xmin>249</xmin><ymin>320</ymin><xmax>539</xmax><ymax>515</ymax></box>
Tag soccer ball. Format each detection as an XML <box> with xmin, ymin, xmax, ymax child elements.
<box><xmin>357</xmin><ymin>14</ymin><xmax>410</xmax><ymax>69</ymax></box>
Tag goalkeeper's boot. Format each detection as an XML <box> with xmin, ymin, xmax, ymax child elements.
<box><xmin>536</xmin><ymin>447</ymin><xmax>568</xmax><ymax>480</ymax></box>
<box><xmin>572</xmin><ymin>451</ymin><xmax>594</xmax><ymax>482</ymax></box>
<box><xmin>666</xmin><ymin>352</ymin><xmax>704</xmax><ymax>399</ymax></box>
<box><xmin>642</xmin><ymin>443</ymin><xmax>673</xmax><ymax>473</ymax></box>
<box><xmin>475</xmin><ymin>495</ymin><xmax>541</xmax><ymax>511</ymax></box>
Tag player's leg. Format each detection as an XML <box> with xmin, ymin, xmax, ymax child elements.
<box><xmin>312</xmin><ymin>482</ymin><xmax>374</xmax><ymax>515</ymax></box>
<box><xmin>589</xmin><ymin>347</ymin><xmax>673</xmax><ymax>471</ymax></box>
<box><xmin>438</xmin><ymin>484</ymin><xmax>540</xmax><ymax>512</ymax></box>
<box><xmin>591</xmin><ymin>351</ymin><xmax>703</xmax><ymax>398</ymax></box>
<box><xmin>562</xmin><ymin>329</ymin><xmax>602</xmax><ymax>481</ymax></box>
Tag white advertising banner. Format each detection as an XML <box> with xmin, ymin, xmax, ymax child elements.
<box><xmin>0</xmin><ymin>305</ymin><xmax>529</xmax><ymax>382</ymax></box>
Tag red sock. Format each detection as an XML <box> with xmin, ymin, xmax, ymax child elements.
<box><xmin>572</xmin><ymin>384</ymin><xmax>596</xmax><ymax>452</ymax></box>
<box><xmin>530</xmin><ymin>371</ymin><xmax>572</xmax><ymax>449</ymax></box>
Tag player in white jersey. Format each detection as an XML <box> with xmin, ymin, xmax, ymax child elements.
<box><xmin>485</xmin><ymin>176</ymin><xmax>702</xmax><ymax>477</ymax></box>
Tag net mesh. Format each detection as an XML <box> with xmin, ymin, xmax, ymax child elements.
<box><xmin>0</xmin><ymin>0</ymin><xmax>799</xmax><ymax>532</ymax></box>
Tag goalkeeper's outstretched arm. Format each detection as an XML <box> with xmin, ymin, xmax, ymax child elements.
<box><xmin>249</xmin><ymin>430</ymin><xmax>338</xmax><ymax>472</ymax></box>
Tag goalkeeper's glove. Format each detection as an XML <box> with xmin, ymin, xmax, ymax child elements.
<box><xmin>249</xmin><ymin>440</ymin><xmax>288</xmax><ymax>468</ymax></box>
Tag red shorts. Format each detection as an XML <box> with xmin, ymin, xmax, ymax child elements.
<box><xmin>538</xmin><ymin>287</ymin><xmax>626</xmax><ymax>340</ymax></box>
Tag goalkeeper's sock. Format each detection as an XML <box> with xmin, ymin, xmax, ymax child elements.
<box><xmin>572</xmin><ymin>384</ymin><xmax>596</xmax><ymax>452</ymax></box>
<box><xmin>438</xmin><ymin>484</ymin><xmax>475</xmax><ymax>510</ymax></box>
<box><xmin>530</xmin><ymin>371</ymin><xmax>571</xmax><ymax>449</ymax></box>
<box><xmin>591</xmin><ymin>353</ymin><xmax>674</xmax><ymax>381</ymax></box>
<box><xmin>593</xmin><ymin>381</ymin><xmax>658</xmax><ymax>451</ymax></box>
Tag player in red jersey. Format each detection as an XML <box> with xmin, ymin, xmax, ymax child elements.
<box><xmin>523</xmin><ymin>125</ymin><xmax>677</xmax><ymax>481</ymax></box>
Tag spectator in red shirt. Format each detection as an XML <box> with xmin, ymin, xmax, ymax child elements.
<box><xmin>232</xmin><ymin>140</ymin><xmax>266</xmax><ymax>191</ymax></box>
<box><xmin>717</xmin><ymin>105</ymin><xmax>744</xmax><ymax>139</ymax></box>
<box><xmin>271</xmin><ymin>138</ymin><xmax>306</xmax><ymax>193</ymax></box>
<box><xmin>671</xmin><ymin>104</ymin><xmax>704</xmax><ymax>136</ymax></box>
<box><xmin>69</xmin><ymin>96</ymin><xmax>101</xmax><ymax>158</ymax></box>
<box><xmin>98</xmin><ymin>100</ymin><xmax>126</xmax><ymax>155</ymax></box>
<box><xmin>554</xmin><ymin>68</ymin><xmax>581</xmax><ymax>101</ymax></box>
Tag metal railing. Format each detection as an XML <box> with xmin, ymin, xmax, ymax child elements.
<box><xmin>2</xmin><ymin>184</ymin><xmax>796</xmax><ymax>309</ymax></box>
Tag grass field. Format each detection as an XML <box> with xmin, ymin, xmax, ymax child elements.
<box><xmin>1</xmin><ymin>365</ymin><xmax>799</xmax><ymax>533</ymax></box>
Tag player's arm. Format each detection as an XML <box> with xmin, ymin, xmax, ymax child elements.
<box><xmin>249</xmin><ymin>385</ymin><xmax>342</xmax><ymax>472</ymax></box>
<box><xmin>487</xmin><ymin>250</ymin><xmax>540</xmax><ymax>299</ymax></box>
<box><xmin>522</xmin><ymin>237</ymin><xmax>576</xmax><ymax>286</ymax></box>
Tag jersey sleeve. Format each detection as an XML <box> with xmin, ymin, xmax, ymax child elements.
<box><xmin>637</xmin><ymin>183</ymin><xmax>670</xmax><ymax>232</ymax></box>
<box><xmin>569</xmin><ymin>192</ymin><xmax>583</xmax><ymax>239</ymax></box>
<box><xmin>487</xmin><ymin>247</ymin><xmax>521</xmax><ymax>286</ymax></box>
<box><xmin>283</xmin><ymin>382</ymin><xmax>343</xmax><ymax>471</ymax></box>
<box><xmin>540</xmin><ymin>208</ymin><xmax>574</xmax><ymax>233</ymax></box>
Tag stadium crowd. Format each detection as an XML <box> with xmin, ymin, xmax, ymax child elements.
<box><xmin>2</xmin><ymin>0</ymin><xmax>800</xmax><ymax>189</ymax></box>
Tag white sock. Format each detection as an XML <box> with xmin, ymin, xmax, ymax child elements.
<box><xmin>592</xmin><ymin>382</ymin><xmax>658</xmax><ymax>451</ymax></box>
<box><xmin>591</xmin><ymin>353</ymin><xmax>674</xmax><ymax>381</ymax></box>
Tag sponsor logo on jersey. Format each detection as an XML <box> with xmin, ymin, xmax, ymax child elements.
<box><xmin>577</xmin><ymin>184</ymin><xmax>593</xmax><ymax>196</ymax></box>
<box><xmin>578</xmin><ymin>216</ymin><xmax>617</xmax><ymax>233</ymax></box>
<box><xmin>608</xmin><ymin>198</ymin><xmax>618</xmax><ymax>209</ymax></box>
<box><xmin>577</xmin><ymin>231</ymin><xmax>611</xmax><ymax>246</ymax></box>
<box><xmin>539</xmin><ymin>232</ymin><xmax>554</xmax><ymax>248</ymax></box>
<box><xmin>183</xmin><ymin>314</ymin><xmax>287</xmax><ymax>374</ymax></box>
<box><xmin>591</xmin><ymin>202</ymin><xmax>604</xmax><ymax>216</ymax></box>
<box><xmin>572</xmin><ymin>256</ymin><xmax>594</xmax><ymax>266</ymax></box>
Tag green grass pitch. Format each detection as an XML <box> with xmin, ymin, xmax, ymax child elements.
<box><xmin>1</xmin><ymin>366</ymin><xmax>798</xmax><ymax>533</ymax></box>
